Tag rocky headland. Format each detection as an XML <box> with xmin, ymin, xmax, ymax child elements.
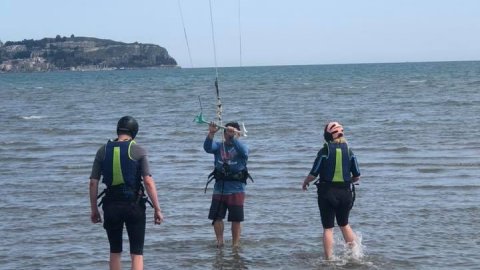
<box><xmin>0</xmin><ymin>35</ymin><xmax>177</xmax><ymax>72</ymax></box>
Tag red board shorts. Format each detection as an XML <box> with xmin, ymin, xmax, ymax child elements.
<box><xmin>208</xmin><ymin>192</ymin><xmax>245</xmax><ymax>222</ymax></box>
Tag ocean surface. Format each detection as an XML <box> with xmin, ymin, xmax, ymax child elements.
<box><xmin>0</xmin><ymin>61</ymin><xmax>479</xmax><ymax>270</ymax></box>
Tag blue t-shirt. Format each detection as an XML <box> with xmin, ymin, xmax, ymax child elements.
<box><xmin>204</xmin><ymin>136</ymin><xmax>249</xmax><ymax>194</ymax></box>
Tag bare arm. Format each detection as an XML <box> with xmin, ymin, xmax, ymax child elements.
<box><xmin>89</xmin><ymin>178</ymin><xmax>102</xmax><ymax>223</ymax></box>
<box><xmin>143</xmin><ymin>175</ymin><xmax>164</xmax><ymax>225</ymax></box>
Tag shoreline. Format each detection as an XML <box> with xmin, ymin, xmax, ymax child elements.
<box><xmin>0</xmin><ymin>64</ymin><xmax>180</xmax><ymax>74</ymax></box>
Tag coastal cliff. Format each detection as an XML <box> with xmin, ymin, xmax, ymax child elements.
<box><xmin>0</xmin><ymin>36</ymin><xmax>177</xmax><ymax>72</ymax></box>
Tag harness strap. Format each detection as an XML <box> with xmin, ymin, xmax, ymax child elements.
<box><xmin>350</xmin><ymin>183</ymin><xmax>357</xmax><ymax>210</ymax></box>
<box><xmin>97</xmin><ymin>189</ymin><xmax>107</xmax><ymax>207</ymax></box>
<box><xmin>204</xmin><ymin>169</ymin><xmax>253</xmax><ymax>193</ymax></box>
<box><xmin>246</xmin><ymin>172</ymin><xmax>254</xmax><ymax>183</ymax></box>
<box><xmin>138</xmin><ymin>184</ymin><xmax>154</xmax><ymax>208</ymax></box>
<box><xmin>204</xmin><ymin>171</ymin><xmax>216</xmax><ymax>193</ymax></box>
<box><xmin>97</xmin><ymin>185</ymin><xmax>154</xmax><ymax>208</ymax></box>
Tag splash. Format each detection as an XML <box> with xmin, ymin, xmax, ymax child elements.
<box><xmin>345</xmin><ymin>232</ymin><xmax>364</xmax><ymax>261</ymax></box>
<box><xmin>323</xmin><ymin>231</ymin><xmax>367</xmax><ymax>267</ymax></box>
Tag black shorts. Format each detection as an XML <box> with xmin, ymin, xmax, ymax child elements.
<box><xmin>317</xmin><ymin>184</ymin><xmax>353</xmax><ymax>229</ymax></box>
<box><xmin>208</xmin><ymin>192</ymin><xmax>245</xmax><ymax>222</ymax></box>
<box><xmin>102</xmin><ymin>201</ymin><xmax>146</xmax><ymax>255</ymax></box>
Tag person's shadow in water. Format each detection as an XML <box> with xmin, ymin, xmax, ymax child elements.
<box><xmin>213</xmin><ymin>246</ymin><xmax>249</xmax><ymax>270</ymax></box>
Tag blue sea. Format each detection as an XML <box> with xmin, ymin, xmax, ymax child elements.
<box><xmin>0</xmin><ymin>61</ymin><xmax>479</xmax><ymax>269</ymax></box>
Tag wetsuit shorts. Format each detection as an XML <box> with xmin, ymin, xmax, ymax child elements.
<box><xmin>102</xmin><ymin>201</ymin><xmax>146</xmax><ymax>254</ymax></box>
<box><xmin>208</xmin><ymin>192</ymin><xmax>245</xmax><ymax>222</ymax></box>
<box><xmin>316</xmin><ymin>183</ymin><xmax>353</xmax><ymax>229</ymax></box>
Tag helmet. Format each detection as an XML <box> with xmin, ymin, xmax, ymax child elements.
<box><xmin>117</xmin><ymin>116</ymin><xmax>139</xmax><ymax>139</ymax></box>
<box><xmin>324</xmin><ymin>121</ymin><xmax>344</xmax><ymax>142</ymax></box>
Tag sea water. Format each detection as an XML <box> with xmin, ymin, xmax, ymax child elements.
<box><xmin>0</xmin><ymin>61</ymin><xmax>479</xmax><ymax>269</ymax></box>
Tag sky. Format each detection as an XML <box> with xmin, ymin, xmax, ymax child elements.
<box><xmin>1</xmin><ymin>0</ymin><xmax>480</xmax><ymax>68</ymax></box>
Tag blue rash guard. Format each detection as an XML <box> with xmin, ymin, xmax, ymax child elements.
<box><xmin>204</xmin><ymin>136</ymin><xmax>249</xmax><ymax>194</ymax></box>
<box><xmin>309</xmin><ymin>142</ymin><xmax>360</xmax><ymax>184</ymax></box>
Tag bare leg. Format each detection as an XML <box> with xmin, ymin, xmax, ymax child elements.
<box><xmin>323</xmin><ymin>228</ymin><xmax>334</xmax><ymax>260</ymax></box>
<box><xmin>231</xmin><ymin>222</ymin><xmax>241</xmax><ymax>247</ymax></box>
<box><xmin>339</xmin><ymin>224</ymin><xmax>356</xmax><ymax>246</ymax></box>
<box><xmin>213</xmin><ymin>220</ymin><xmax>225</xmax><ymax>247</ymax></box>
<box><xmin>109</xmin><ymin>253</ymin><xmax>121</xmax><ymax>270</ymax></box>
<box><xmin>131</xmin><ymin>254</ymin><xmax>144</xmax><ymax>270</ymax></box>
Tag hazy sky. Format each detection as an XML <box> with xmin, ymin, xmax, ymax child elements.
<box><xmin>1</xmin><ymin>0</ymin><xmax>479</xmax><ymax>68</ymax></box>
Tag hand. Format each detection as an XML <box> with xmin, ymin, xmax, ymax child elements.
<box><xmin>208</xmin><ymin>122</ymin><xmax>219</xmax><ymax>134</ymax></box>
<box><xmin>154</xmin><ymin>209</ymin><xmax>164</xmax><ymax>225</ymax></box>
<box><xmin>352</xmin><ymin>176</ymin><xmax>360</xmax><ymax>183</ymax></box>
<box><xmin>91</xmin><ymin>209</ymin><xmax>102</xmax><ymax>223</ymax></box>
<box><xmin>302</xmin><ymin>180</ymin><xmax>310</xmax><ymax>191</ymax></box>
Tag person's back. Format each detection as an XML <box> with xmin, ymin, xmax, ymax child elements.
<box><xmin>302</xmin><ymin>121</ymin><xmax>360</xmax><ymax>259</ymax></box>
<box><xmin>89</xmin><ymin>116</ymin><xmax>164</xmax><ymax>270</ymax></box>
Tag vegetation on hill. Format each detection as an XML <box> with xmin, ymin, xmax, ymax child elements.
<box><xmin>0</xmin><ymin>35</ymin><xmax>177</xmax><ymax>72</ymax></box>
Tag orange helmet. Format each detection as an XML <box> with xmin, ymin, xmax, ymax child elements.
<box><xmin>324</xmin><ymin>121</ymin><xmax>344</xmax><ymax>141</ymax></box>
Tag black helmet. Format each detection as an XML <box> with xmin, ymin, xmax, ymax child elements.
<box><xmin>117</xmin><ymin>116</ymin><xmax>139</xmax><ymax>139</ymax></box>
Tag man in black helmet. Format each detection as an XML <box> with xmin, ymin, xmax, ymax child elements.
<box><xmin>89</xmin><ymin>116</ymin><xmax>163</xmax><ymax>270</ymax></box>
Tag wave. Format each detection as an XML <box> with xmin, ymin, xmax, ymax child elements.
<box><xmin>467</xmin><ymin>80</ymin><xmax>480</xmax><ymax>86</ymax></box>
<box><xmin>20</xmin><ymin>115</ymin><xmax>45</xmax><ymax>120</ymax></box>
<box><xmin>416</xmin><ymin>168</ymin><xmax>445</xmax><ymax>173</ymax></box>
<box><xmin>408</xmin><ymin>80</ymin><xmax>426</xmax><ymax>83</ymax></box>
<box><xmin>415</xmin><ymin>184</ymin><xmax>480</xmax><ymax>190</ymax></box>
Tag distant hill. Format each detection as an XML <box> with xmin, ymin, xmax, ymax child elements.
<box><xmin>0</xmin><ymin>35</ymin><xmax>177</xmax><ymax>72</ymax></box>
